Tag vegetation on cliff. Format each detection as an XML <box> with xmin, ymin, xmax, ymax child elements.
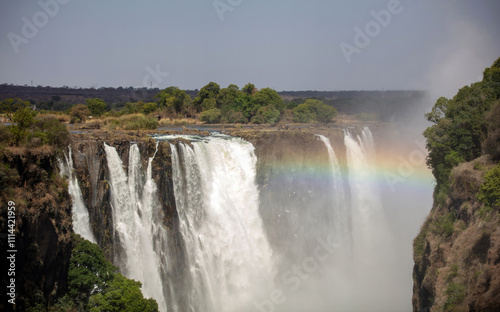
<box><xmin>424</xmin><ymin>57</ymin><xmax>500</xmax><ymax>199</ymax></box>
<box><xmin>61</xmin><ymin>234</ymin><xmax>158</xmax><ymax>312</ymax></box>
<box><xmin>0</xmin><ymin>111</ymin><xmax>72</xmax><ymax>311</ymax></box>
<box><xmin>0</xmin><ymin>110</ymin><xmax>158</xmax><ymax>311</ymax></box>
<box><xmin>413</xmin><ymin>58</ymin><xmax>500</xmax><ymax>312</ymax></box>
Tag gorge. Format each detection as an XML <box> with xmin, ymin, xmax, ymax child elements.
<box><xmin>57</xmin><ymin>125</ymin><xmax>432</xmax><ymax>312</ymax></box>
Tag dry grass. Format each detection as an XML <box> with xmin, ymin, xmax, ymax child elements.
<box><xmin>0</xmin><ymin>114</ymin><xmax>9</xmax><ymax>123</ymax></box>
<box><xmin>100</xmin><ymin>114</ymin><xmax>159</xmax><ymax>130</ymax></box>
<box><xmin>158</xmin><ymin>117</ymin><xmax>197</xmax><ymax>126</ymax></box>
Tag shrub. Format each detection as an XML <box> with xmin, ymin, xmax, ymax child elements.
<box><xmin>105</xmin><ymin>114</ymin><xmax>158</xmax><ymax>131</ymax></box>
<box><xmin>434</xmin><ymin>212</ymin><xmax>456</xmax><ymax>237</ymax></box>
<box><xmin>253</xmin><ymin>105</ymin><xmax>280</xmax><ymax>124</ymax></box>
<box><xmin>201</xmin><ymin>98</ymin><xmax>217</xmax><ymax>111</ymax></box>
<box><xmin>123</xmin><ymin>116</ymin><xmax>158</xmax><ymax>130</ymax></box>
<box><xmin>0</xmin><ymin>124</ymin><xmax>13</xmax><ymax>146</ymax></box>
<box><xmin>308</xmin><ymin>100</ymin><xmax>337</xmax><ymax>122</ymax></box>
<box><xmin>444</xmin><ymin>282</ymin><xmax>466</xmax><ymax>311</ymax></box>
<box><xmin>226</xmin><ymin>110</ymin><xmax>248</xmax><ymax>124</ymax></box>
<box><xmin>199</xmin><ymin>108</ymin><xmax>221</xmax><ymax>124</ymax></box>
<box><xmin>251</xmin><ymin>114</ymin><xmax>266</xmax><ymax>124</ymax></box>
<box><xmin>86</xmin><ymin>98</ymin><xmax>107</xmax><ymax>117</ymax></box>
<box><xmin>291</xmin><ymin>99</ymin><xmax>337</xmax><ymax>123</ymax></box>
<box><xmin>484</xmin><ymin>101</ymin><xmax>500</xmax><ymax>159</ymax></box>
<box><xmin>33</xmin><ymin>115</ymin><xmax>70</xmax><ymax>148</ymax></box>
<box><xmin>10</xmin><ymin>106</ymin><xmax>37</xmax><ymax>145</ymax></box>
<box><xmin>478</xmin><ymin>163</ymin><xmax>500</xmax><ymax>209</ymax></box>
<box><xmin>0</xmin><ymin>163</ymin><xmax>20</xmax><ymax>197</ymax></box>
<box><xmin>142</xmin><ymin>102</ymin><xmax>158</xmax><ymax>115</ymax></box>
<box><xmin>413</xmin><ymin>225</ymin><xmax>428</xmax><ymax>260</ymax></box>
<box><xmin>293</xmin><ymin>103</ymin><xmax>315</xmax><ymax>123</ymax></box>
<box><xmin>70</xmin><ymin>104</ymin><xmax>91</xmax><ymax>123</ymax></box>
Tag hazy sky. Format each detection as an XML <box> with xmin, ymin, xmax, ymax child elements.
<box><xmin>1</xmin><ymin>0</ymin><xmax>499</xmax><ymax>95</ymax></box>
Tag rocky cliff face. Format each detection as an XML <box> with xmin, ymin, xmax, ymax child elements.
<box><xmin>0</xmin><ymin>146</ymin><xmax>73</xmax><ymax>311</ymax></box>
<box><xmin>69</xmin><ymin>132</ymin><xmax>184</xmax><ymax>265</ymax></box>
<box><xmin>413</xmin><ymin>156</ymin><xmax>500</xmax><ymax>312</ymax></box>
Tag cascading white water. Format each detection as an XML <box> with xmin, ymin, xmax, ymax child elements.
<box><xmin>103</xmin><ymin>142</ymin><xmax>168</xmax><ymax>312</ymax></box>
<box><xmin>342</xmin><ymin>126</ymin><xmax>398</xmax><ymax>311</ymax></box>
<box><xmin>315</xmin><ymin>135</ymin><xmax>349</xmax><ymax>244</ymax></box>
<box><xmin>62</xmin><ymin>129</ymin><xmax>412</xmax><ymax>311</ymax></box>
<box><xmin>344</xmin><ymin>127</ymin><xmax>383</xmax><ymax>252</ymax></box>
<box><xmin>58</xmin><ymin>146</ymin><xmax>96</xmax><ymax>243</ymax></box>
<box><xmin>169</xmin><ymin>135</ymin><xmax>275</xmax><ymax>312</ymax></box>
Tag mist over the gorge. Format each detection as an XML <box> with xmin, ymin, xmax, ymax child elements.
<box><xmin>1</xmin><ymin>1</ymin><xmax>500</xmax><ymax>312</ymax></box>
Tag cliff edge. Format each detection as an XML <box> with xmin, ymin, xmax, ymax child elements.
<box><xmin>413</xmin><ymin>58</ymin><xmax>500</xmax><ymax>312</ymax></box>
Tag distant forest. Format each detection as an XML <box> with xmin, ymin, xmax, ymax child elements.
<box><xmin>0</xmin><ymin>84</ymin><xmax>426</xmax><ymax>122</ymax></box>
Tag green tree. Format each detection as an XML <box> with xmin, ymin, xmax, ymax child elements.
<box><xmin>293</xmin><ymin>103</ymin><xmax>315</xmax><ymax>123</ymax></box>
<box><xmin>123</xmin><ymin>102</ymin><xmax>140</xmax><ymax>115</ymax></box>
<box><xmin>10</xmin><ymin>106</ymin><xmax>37</xmax><ymax>145</ymax></box>
<box><xmin>155</xmin><ymin>86</ymin><xmax>191</xmax><ymax>114</ymax></box>
<box><xmin>68</xmin><ymin>235</ymin><xmax>118</xmax><ymax>303</ymax></box>
<box><xmin>199</xmin><ymin>108</ymin><xmax>221</xmax><ymax>124</ymax></box>
<box><xmin>252</xmin><ymin>105</ymin><xmax>280</xmax><ymax>124</ymax></box>
<box><xmin>0</xmin><ymin>98</ymin><xmax>31</xmax><ymax>121</ymax></box>
<box><xmin>86</xmin><ymin>98</ymin><xmax>107</xmax><ymax>117</ymax></box>
<box><xmin>193</xmin><ymin>82</ymin><xmax>220</xmax><ymax>111</ymax></box>
<box><xmin>425</xmin><ymin>97</ymin><xmax>448</xmax><ymax>124</ymax></box>
<box><xmin>218</xmin><ymin>85</ymin><xmax>242</xmax><ymax>116</ymax></box>
<box><xmin>88</xmin><ymin>274</ymin><xmax>158</xmax><ymax>312</ymax></box>
<box><xmin>254</xmin><ymin>87</ymin><xmax>284</xmax><ymax>112</ymax></box>
<box><xmin>142</xmin><ymin>102</ymin><xmax>158</xmax><ymax>115</ymax></box>
<box><xmin>232</xmin><ymin>93</ymin><xmax>256</xmax><ymax>119</ymax></box>
<box><xmin>32</xmin><ymin>115</ymin><xmax>70</xmax><ymax>148</ymax></box>
<box><xmin>424</xmin><ymin>58</ymin><xmax>500</xmax><ymax>195</ymax></box>
<box><xmin>478</xmin><ymin>163</ymin><xmax>500</xmax><ymax>209</ymax></box>
<box><xmin>242</xmin><ymin>83</ymin><xmax>256</xmax><ymax>95</ymax></box>
<box><xmin>306</xmin><ymin>99</ymin><xmax>337</xmax><ymax>122</ymax></box>
<box><xmin>201</xmin><ymin>98</ymin><xmax>217</xmax><ymax>111</ymax></box>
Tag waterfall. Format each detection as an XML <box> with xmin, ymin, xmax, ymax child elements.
<box><xmin>315</xmin><ymin>135</ymin><xmax>350</xmax><ymax>245</ymax></box>
<box><xmin>58</xmin><ymin>146</ymin><xmax>96</xmax><ymax>243</ymax></box>
<box><xmin>169</xmin><ymin>135</ymin><xmax>275</xmax><ymax>312</ymax></box>
<box><xmin>342</xmin><ymin>126</ymin><xmax>397</xmax><ymax>310</ymax></box>
<box><xmin>103</xmin><ymin>143</ymin><xmax>168</xmax><ymax>312</ymax></box>
<box><xmin>344</xmin><ymin>126</ymin><xmax>383</xmax><ymax>253</ymax></box>
<box><xmin>63</xmin><ymin>128</ymin><xmax>412</xmax><ymax>311</ymax></box>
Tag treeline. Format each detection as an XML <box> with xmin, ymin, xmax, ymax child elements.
<box><xmin>0</xmin><ymin>84</ymin><xmax>164</xmax><ymax>108</ymax></box>
<box><xmin>1</xmin><ymin>84</ymin><xmax>425</xmax><ymax>122</ymax></box>
<box><xmin>424</xmin><ymin>57</ymin><xmax>500</xmax><ymax>201</ymax></box>
<box><xmin>155</xmin><ymin>82</ymin><xmax>336</xmax><ymax>124</ymax></box>
<box><xmin>2</xmin><ymin>83</ymin><xmax>340</xmax><ymax>126</ymax></box>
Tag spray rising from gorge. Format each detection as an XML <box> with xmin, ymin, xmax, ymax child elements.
<box><xmin>63</xmin><ymin>127</ymin><xmax>433</xmax><ymax>311</ymax></box>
